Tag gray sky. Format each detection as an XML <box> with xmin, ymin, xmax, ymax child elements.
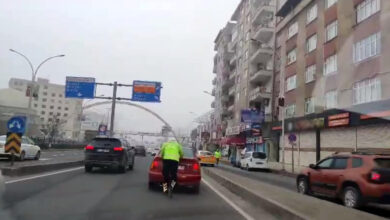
<box><xmin>0</xmin><ymin>0</ymin><xmax>239</xmax><ymax>134</ymax></box>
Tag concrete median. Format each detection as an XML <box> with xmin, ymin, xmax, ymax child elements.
<box><xmin>1</xmin><ymin>161</ymin><xmax>84</xmax><ymax>176</ymax></box>
<box><xmin>202</xmin><ymin>167</ymin><xmax>384</xmax><ymax>220</ymax></box>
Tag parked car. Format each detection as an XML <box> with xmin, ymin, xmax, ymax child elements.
<box><xmin>296</xmin><ymin>152</ymin><xmax>390</xmax><ymax>208</ymax></box>
<box><xmin>0</xmin><ymin>135</ymin><xmax>41</xmax><ymax>161</ymax></box>
<box><xmin>197</xmin><ymin>150</ymin><xmax>216</xmax><ymax>166</ymax></box>
<box><xmin>84</xmin><ymin>137</ymin><xmax>135</xmax><ymax>173</ymax></box>
<box><xmin>135</xmin><ymin>145</ymin><xmax>146</xmax><ymax>156</ymax></box>
<box><xmin>148</xmin><ymin>147</ymin><xmax>201</xmax><ymax>193</ymax></box>
<box><xmin>240</xmin><ymin>151</ymin><xmax>268</xmax><ymax>171</ymax></box>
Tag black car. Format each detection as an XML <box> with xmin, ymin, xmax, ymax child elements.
<box><xmin>135</xmin><ymin>145</ymin><xmax>146</xmax><ymax>156</ymax></box>
<box><xmin>84</xmin><ymin>137</ymin><xmax>135</xmax><ymax>173</ymax></box>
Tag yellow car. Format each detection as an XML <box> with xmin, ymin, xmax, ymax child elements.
<box><xmin>197</xmin><ymin>150</ymin><xmax>217</xmax><ymax>166</ymax></box>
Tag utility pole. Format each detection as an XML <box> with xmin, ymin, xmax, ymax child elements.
<box><xmin>110</xmin><ymin>81</ymin><xmax>118</xmax><ymax>137</ymax></box>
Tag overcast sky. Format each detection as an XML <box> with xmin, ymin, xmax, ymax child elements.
<box><xmin>0</xmin><ymin>0</ymin><xmax>239</xmax><ymax>134</ymax></box>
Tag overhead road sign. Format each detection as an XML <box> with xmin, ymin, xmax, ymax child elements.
<box><xmin>132</xmin><ymin>80</ymin><xmax>162</xmax><ymax>103</ymax></box>
<box><xmin>5</xmin><ymin>132</ymin><xmax>22</xmax><ymax>154</ymax></box>
<box><xmin>65</xmin><ymin>77</ymin><xmax>96</xmax><ymax>99</ymax></box>
<box><xmin>7</xmin><ymin>116</ymin><xmax>26</xmax><ymax>134</ymax></box>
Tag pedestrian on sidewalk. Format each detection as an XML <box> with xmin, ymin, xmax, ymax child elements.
<box><xmin>214</xmin><ymin>149</ymin><xmax>221</xmax><ymax>166</ymax></box>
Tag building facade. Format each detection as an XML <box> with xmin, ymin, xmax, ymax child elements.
<box><xmin>9</xmin><ymin>77</ymin><xmax>83</xmax><ymax>139</ymax></box>
<box><xmin>212</xmin><ymin>0</ymin><xmax>277</xmax><ymax>165</ymax></box>
<box><xmin>273</xmin><ymin>0</ymin><xmax>390</xmax><ymax>171</ymax></box>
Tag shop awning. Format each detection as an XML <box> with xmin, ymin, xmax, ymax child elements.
<box><xmin>220</xmin><ymin>136</ymin><xmax>245</xmax><ymax>146</ymax></box>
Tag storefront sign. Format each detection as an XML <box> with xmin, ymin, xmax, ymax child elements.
<box><xmin>251</xmin><ymin>123</ymin><xmax>262</xmax><ymax>136</ymax></box>
<box><xmin>241</xmin><ymin>109</ymin><xmax>264</xmax><ymax>123</ymax></box>
<box><xmin>295</xmin><ymin>118</ymin><xmax>324</xmax><ymax>130</ymax></box>
<box><xmin>329</xmin><ymin>113</ymin><xmax>350</xmax><ymax>120</ymax></box>
<box><xmin>226</xmin><ymin>126</ymin><xmax>240</xmax><ymax>136</ymax></box>
<box><xmin>328</xmin><ymin>118</ymin><xmax>350</xmax><ymax>127</ymax></box>
<box><xmin>246</xmin><ymin>137</ymin><xmax>263</xmax><ymax>144</ymax></box>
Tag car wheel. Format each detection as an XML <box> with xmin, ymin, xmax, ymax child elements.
<box><xmin>34</xmin><ymin>151</ymin><xmax>41</xmax><ymax>160</ymax></box>
<box><xmin>19</xmin><ymin>151</ymin><xmax>25</xmax><ymax>161</ymax></box>
<box><xmin>343</xmin><ymin>186</ymin><xmax>362</xmax><ymax>208</ymax></box>
<box><xmin>297</xmin><ymin>177</ymin><xmax>309</xmax><ymax>195</ymax></box>
<box><xmin>85</xmin><ymin>165</ymin><xmax>93</xmax><ymax>173</ymax></box>
<box><xmin>119</xmin><ymin>158</ymin><xmax>127</xmax><ymax>173</ymax></box>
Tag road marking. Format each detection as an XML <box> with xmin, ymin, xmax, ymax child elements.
<box><xmin>202</xmin><ymin>179</ymin><xmax>255</xmax><ymax>220</ymax></box>
<box><xmin>39</xmin><ymin>158</ymin><xmax>52</xmax><ymax>161</ymax></box>
<box><xmin>5</xmin><ymin>167</ymin><xmax>83</xmax><ymax>184</ymax></box>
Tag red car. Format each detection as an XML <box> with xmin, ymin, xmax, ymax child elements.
<box><xmin>148</xmin><ymin>147</ymin><xmax>201</xmax><ymax>193</ymax></box>
<box><xmin>297</xmin><ymin>152</ymin><xmax>390</xmax><ymax>208</ymax></box>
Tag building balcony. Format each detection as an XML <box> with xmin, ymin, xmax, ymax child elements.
<box><xmin>228</xmin><ymin>86</ymin><xmax>236</xmax><ymax>97</ymax></box>
<box><xmin>252</xmin><ymin>2</ymin><xmax>274</xmax><ymax>25</ymax></box>
<box><xmin>249</xmin><ymin>87</ymin><xmax>271</xmax><ymax>103</ymax></box>
<box><xmin>212</xmin><ymin>77</ymin><xmax>217</xmax><ymax>85</ymax></box>
<box><xmin>252</xmin><ymin>24</ymin><xmax>274</xmax><ymax>43</ymax></box>
<box><xmin>229</xmin><ymin>54</ymin><xmax>238</xmax><ymax>66</ymax></box>
<box><xmin>221</xmin><ymin>94</ymin><xmax>229</xmax><ymax>103</ymax></box>
<box><xmin>211</xmin><ymin>101</ymin><xmax>216</xmax><ymax>108</ymax></box>
<box><xmin>249</xmin><ymin>69</ymin><xmax>272</xmax><ymax>84</ymax></box>
<box><xmin>222</xmin><ymin>77</ymin><xmax>234</xmax><ymax>90</ymax></box>
<box><xmin>250</xmin><ymin>45</ymin><xmax>273</xmax><ymax>64</ymax></box>
<box><xmin>228</xmin><ymin>104</ymin><xmax>234</xmax><ymax>113</ymax></box>
<box><xmin>229</xmin><ymin>70</ymin><xmax>236</xmax><ymax>81</ymax></box>
<box><xmin>212</xmin><ymin>88</ymin><xmax>216</xmax><ymax>96</ymax></box>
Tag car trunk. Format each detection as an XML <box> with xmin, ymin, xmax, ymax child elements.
<box><xmin>178</xmin><ymin>158</ymin><xmax>200</xmax><ymax>174</ymax></box>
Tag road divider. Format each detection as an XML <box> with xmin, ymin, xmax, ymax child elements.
<box><xmin>202</xmin><ymin>167</ymin><xmax>383</xmax><ymax>220</ymax></box>
<box><xmin>1</xmin><ymin>161</ymin><xmax>84</xmax><ymax>177</ymax></box>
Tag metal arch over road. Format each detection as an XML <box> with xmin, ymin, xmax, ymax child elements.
<box><xmin>82</xmin><ymin>100</ymin><xmax>178</xmax><ymax>140</ymax></box>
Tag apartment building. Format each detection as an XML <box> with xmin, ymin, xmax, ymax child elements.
<box><xmin>273</xmin><ymin>0</ymin><xmax>390</xmax><ymax>171</ymax></box>
<box><xmin>212</xmin><ymin>0</ymin><xmax>277</xmax><ymax>164</ymax></box>
<box><xmin>9</xmin><ymin>77</ymin><xmax>83</xmax><ymax>139</ymax></box>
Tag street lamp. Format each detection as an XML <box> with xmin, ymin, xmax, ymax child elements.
<box><xmin>203</xmin><ymin>91</ymin><xmax>213</xmax><ymax>96</ymax></box>
<box><xmin>9</xmin><ymin>49</ymin><xmax>65</xmax><ymax>109</ymax></box>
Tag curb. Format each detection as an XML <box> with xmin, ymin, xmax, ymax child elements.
<box><xmin>1</xmin><ymin>161</ymin><xmax>84</xmax><ymax>177</ymax></box>
<box><xmin>203</xmin><ymin>168</ymin><xmax>304</xmax><ymax>220</ymax></box>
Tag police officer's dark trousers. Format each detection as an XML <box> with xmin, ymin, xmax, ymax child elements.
<box><xmin>162</xmin><ymin>159</ymin><xmax>179</xmax><ymax>183</ymax></box>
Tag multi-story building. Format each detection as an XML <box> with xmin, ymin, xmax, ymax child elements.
<box><xmin>9</xmin><ymin>77</ymin><xmax>83</xmax><ymax>139</ymax></box>
<box><xmin>272</xmin><ymin>0</ymin><xmax>390</xmax><ymax>171</ymax></box>
<box><xmin>212</xmin><ymin>0</ymin><xmax>277</xmax><ymax>164</ymax></box>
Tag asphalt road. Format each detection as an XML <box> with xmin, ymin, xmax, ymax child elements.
<box><xmin>0</xmin><ymin>156</ymin><xmax>245</xmax><ymax>220</ymax></box>
<box><xmin>217</xmin><ymin>163</ymin><xmax>390</xmax><ymax>219</ymax></box>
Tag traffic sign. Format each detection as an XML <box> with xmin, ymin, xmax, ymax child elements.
<box><xmin>65</xmin><ymin>77</ymin><xmax>96</xmax><ymax>99</ymax></box>
<box><xmin>5</xmin><ymin>132</ymin><xmax>22</xmax><ymax>154</ymax></box>
<box><xmin>288</xmin><ymin>133</ymin><xmax>297</xmax><ymax>143</ymax></box>
<box><xmin>98</xmin><ymin>124</ymin><xmax>107</xmax><ymax>136</ymax></box>
<box><xmin>132</xmin><ymin>80</ymin><xmax>162</xmax><ymax>102</ymax></box>
<box><xmin>7</xmin><ymin>116</ymin><xmax>26</xmax><ymax>134</ymax></box>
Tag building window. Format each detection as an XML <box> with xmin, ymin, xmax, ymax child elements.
<box><xmin>58</xmin><ymin>106</ymin><xmax>62</xmax><ymax>110</ymax></box>
<box><xmin>34</xmin><ymin>104</ymin><xmax>38</xmax><ymax>108</ymax></box>
<box><xmin>42</xmin><ymin>105</ymin><xmax>46</xmax><ymax>108</ymax></box>
<box><xmin>43</xmin><ymin>92</ymin><xmax>47</xmax><ymax>96</ymax></box>
<box><xmin>50</xmin><ymin>106</ymin><xmax>54</xmax><ymax>109</ymax></box>
<box><xmin>324</xmin><ymin>54</ymin><xmax>337</xmax><ymax>76</ymax></box>
<box><xmin>285</xmin><ymin>104</ymin><xmax>296</xmax><ymax>118</ymax></box>
<box><xmin>306</xmin><ymin>4</ymin><xmax>317</xmax><ymax>24</ymax></box>
<box><xmin>52</xmin><ymin>93</ymin><xmax>56</xmax><ymax>97</ymax></box>
<box><xmin>59</xmin><ymin>94</ymin><xmax>63</xmax><ymax>98</ymax></box>
<box><xmin>326</xmin><ymin>20</ymin><xmax>338</xmax><ymax>42</ymax></box>
<box><xmin>305</xmin><ymin>65</ymin><xmax>316</xmax><ymax>83</ymax></box>
<box><xmin>353</xmin><ymin>77</ymin><xmax>381</xmax><ymax>105</ymax></box>
<box><xmin>325</xmin><ymin>90</ymin><xmax>338</xmax><ymax>109</ymax></box>
<box><xmin>287</xmin><ymin>48</ymin><xmax>297</xmax><ymax>65</ymax></box>
<box><xmin>57</xmin><ymin>112</ymin><xmax>61</xmax><ymax>116</ymax></box>
<box><xmin>44</xmin><ymin>85</ymin><xmax>48</xmax><ymax>90</ymax></box>
<box><xmin>305</xmin><ymin>97</ymin><xmax>315</xmax><ymax>114</ymax></box>
<box><xmin>326</xmin><ymin>0</ymin><xmax>337</xmax><ymax>9</ymax></box>
<box><xmin>42</xmin><ymin>98</ymin><xmax>47</xmax><ymax>102</ymax></box>
<box><xmin>48</xmin><ymin>118</ymin><xmax>52</xmax><ymax>122</ymax></box>
<box><xmin>65</xmin><ymin>107</ymin><xmax>69</xmax><ymax>111</ymax></box>
<box><xmin>49</xmin><ymin>112</ymin><xmax>53</xmax><ymax>116</ymax></box>
<box><xmin>51</xmin><ymin>99</ymin><xmax>55</xmax><ymax>103</ymax></box>
<box><xmin>306</xmin><ymin>34</ymin><xmax>317</xmax><ymax>53</ymax></box>
<box><xmin>40</xmin><ymin>118</ymin><xmax>44</xmax><ymax>121</ymax></box>
<box><xmin>41</xmin><ymin>111</ymin><xmax>45</xmax><ymax>115</ymax></box>
<box><xmin>286</xmin><ymin>75</ymin><xmax>297</xmax><ymax>92</ymax></box>
<box><xmin>288</xmin><ymin>22</ymin><xmax>298</xmax><ymax>39</ymax></box>
<box><xmin>353</xmin><ymin>32</ymin><xmax>381</xmax><ymax>63</ymax></box>
<box><xmin>64</xmin><ymin>113</ymin><xmax>68</xmax><ymax>117</ymax></box>
<box><xmin>357</xmin><ymin>0</ymin><xmax>380</xmax><ymax>23</ymax></box>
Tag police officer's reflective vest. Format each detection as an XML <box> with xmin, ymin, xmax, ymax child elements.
<box><xmin>161</xmin><ymin>141</ymin><xmax>183</xmax><ymax>162</ymax></box>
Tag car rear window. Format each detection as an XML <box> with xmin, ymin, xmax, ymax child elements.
<box><xmin>183</xmin><ymin>148</ymin><xmax>195</xmax><ymax>158</ymax></box>
<box><xmin>375</xmin><ymin>158</ymin><xmax>390</xmax><ymax>168</ymax></box>
<box><xmin>253</xmin><ymin>152</ymin><xmax>266</xmax><ymax>159</ymax></box>
<box><xmin>90</xmin><ymin>138</ymin><xmax>121</xmax><ymax>148</ymax></box>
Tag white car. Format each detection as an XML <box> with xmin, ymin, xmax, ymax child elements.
<box><xmin>240</xmin><ymin>151</ymin><xmax>268</xmax><ymax>171</ymax></box>
<box><xmin>0</xmin><ymin>135</ymin><xmax>41</xmax><ymax>161</ymax></box>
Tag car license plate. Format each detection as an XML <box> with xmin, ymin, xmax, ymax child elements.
<box><xmin>256</xmin><ymin>162</ymin><xmax>263</xmax><ymax>164</ymax></box>
<box><xmin>178</xmin><ymin>165</ymin><xmax>185</xmax><ymax>170</ymax></box>
<box><xmin>97</xmin><ymin>149</ymin><xmax>109</xmax><ymax>153</ymax></box>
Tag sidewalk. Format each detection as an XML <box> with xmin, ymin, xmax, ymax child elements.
<box><xmin>203</xmin><ymin>167</ymin><xmax>384</xmax><ymax>220</ymax></box>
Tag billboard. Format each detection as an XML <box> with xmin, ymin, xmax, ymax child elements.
<box><xmin>241</xmin><ymin>109</ymin><xmax>264</xmax><ymax>123</ymax></box>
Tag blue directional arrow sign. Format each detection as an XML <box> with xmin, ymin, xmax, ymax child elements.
<box><xmin>65</xmin><ymin>77</ymin><xmax>96</xmax><ymax>99</ymax></box>
<box><xmin>7</xmin><ymin>116</ymin><xmax>26</xmax><ymax>134</ymax></box>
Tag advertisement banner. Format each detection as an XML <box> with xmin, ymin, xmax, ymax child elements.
<box><xmin>241</xmin><ymin>109</ymin><xmax>264</xmax><ymax>123</ymax></box>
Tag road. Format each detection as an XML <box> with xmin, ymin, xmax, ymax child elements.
<box><xmin>217</xmin><ymin>163</ymin><xmax>390</xmax><ymax>219</ymax></box>
<box><xmin>0</xmin><ymin>156</ymin><xmax>246</xmax><ymax>220</ymax></box>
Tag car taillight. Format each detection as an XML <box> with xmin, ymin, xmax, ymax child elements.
<box><xmin>150</xmin><ymin>160</ymin><xmax>159</xmax><ymax>170</ymax></box>
<box><xmin>113</xmin><ymin>147</ymin><xmax>124</xmax><ymax>151</ymax></box>
<box><xmin>371</xmin><ymin>171</ymin><xmax>381</xmax><ymax>181</ymax></box>
<box><xmin>85</xmin><ymin>145</ymin><xmax>94</xmax><ymax>150</ymax></box>
<box><xmin>193</xmin><ymin>163</ymin><xmax>200</xmax><ymax>171</ymax></box>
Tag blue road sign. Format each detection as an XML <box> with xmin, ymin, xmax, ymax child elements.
<box><xmin>132</xmin><ymin>81</ymin><xmax>162</xmax><ymax>103</ymax></box>
<box><xmin>65</xmin><ymin>77</ymin><xmax>96</xmax><ymax>99</ymax></box>
<box><xmin>7</xmin><ymin>116</ymin><xmax>26</xmax><ymax>134</ymax></box>
<box><xmin>288</xmin><ymin>133</ymin><xmax>297</xmax><ymax>143</ymax></box>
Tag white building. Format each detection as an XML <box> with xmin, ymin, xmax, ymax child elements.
<box><xmin>9</xmin><ymin>77</ymin><xmax>83</xmax><ymax>139</ymax></box>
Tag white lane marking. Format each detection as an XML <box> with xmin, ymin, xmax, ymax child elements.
<box><xmin>202</xmin><ymin>179</ymin><xmax>255</xmax><ymax>220</ymax></box>
<box><xmin>53</xmin><ymin>155</ymin><xmax>57</xmax><ymax>157</ymax></box>
<box><xmin>5</xmin><ymin>167</ymin><xmax>84</xmax><ymax>184</ymax></box>
<box><xmin>39</xmin><ymin>158</ymin><xmax>52</xmax><ymax>161</ymax></box>
<box><xmin>60</xmin><ymin>154</ymin><xmax>65</xmax><ymax>156</ymax></box>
